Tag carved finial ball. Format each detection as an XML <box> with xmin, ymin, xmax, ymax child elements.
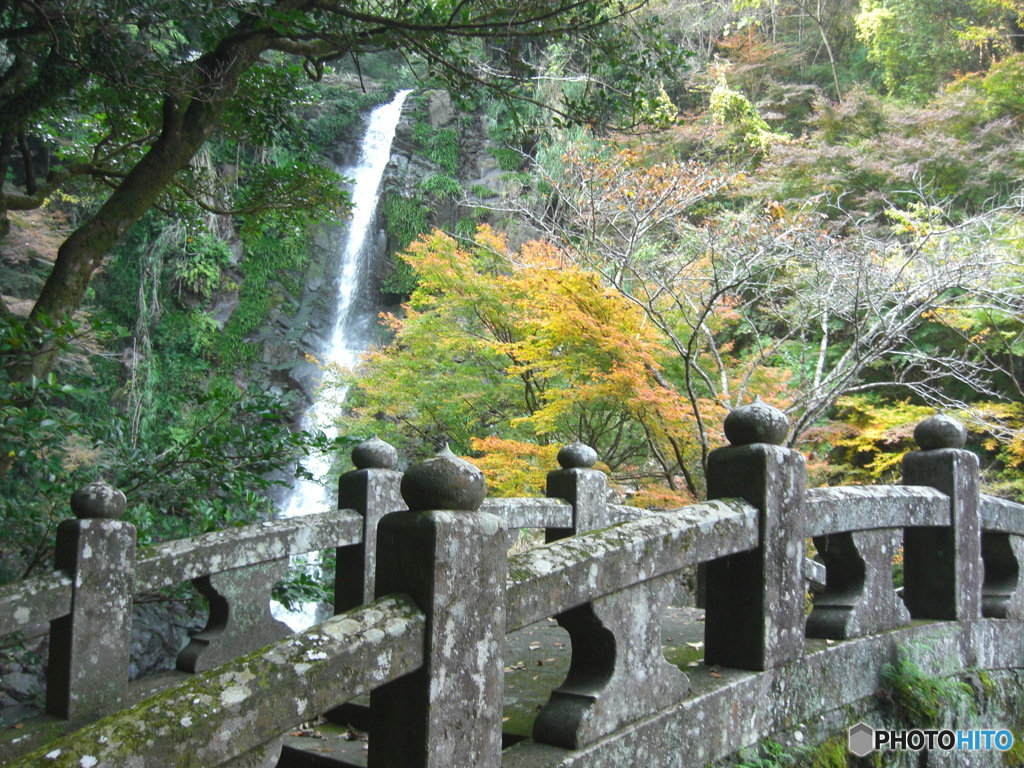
<box><xmin>70</xmin><ymin>482</ymin><xmax>127</xmax><ymax>520</ymax></box>
<box><xmin>557</xmin><ymin>442</ymin><xmax>598</xmax><ymax>469</ymax></box>
<box><xmin>351</xmin><ymin>435</ymin><xmax>398</xmax><ymax>470</ymax></box>
<box><xmin>914</xmin><ymin>414</ymin><xmax>966</xmax><ymax>450</ymax></box>
<box><xmin>400</xmin><ymin>445</ymin><xmax>487</xmax><ymax>512</ymax></box>
<box><xmin>723</xmin><ymin>398</ymin><xmax>790</xmax><ymax>446</ymax></box>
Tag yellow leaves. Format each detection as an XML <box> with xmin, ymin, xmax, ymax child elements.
<box><xmin>625</xmin><ymin>483</ymin><xmax>696</xmax><ymax>510</ymax></box>
<box><xmin>830</xmin><ymin>397</ymin><xmax>943</xmax><ymax>481</ymax></box>
<box><xmin>467</xmin><ymin>438</ymin><xmax>561</xmax><ymax>497</ymax></box>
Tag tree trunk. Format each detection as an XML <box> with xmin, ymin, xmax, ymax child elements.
<box><xmin>24</xmin><ymin>25</ymin><xmax>273</xmax><ymax>380</ymax></box>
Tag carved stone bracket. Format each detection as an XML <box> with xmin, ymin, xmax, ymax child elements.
<box><xmin>177</xmin><ymin>559</ymin><xmax>291</xmax><ymax>673</ymax></box>
<box><xmin>532</xmin><ymin>574</ymin><xmax>689</xmax><ymax>750</ymax></box>
<box><xmin>982</xmin><ymin>532</ymin><xmax>1024</xmax><ymax>619</ymax></box>
<box><xmin>806</xmin><ymin>529</ymin><xmax>910</xmax><ymax>640</ymax></box>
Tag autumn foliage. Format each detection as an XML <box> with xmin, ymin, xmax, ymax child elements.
<box><xmin>343</xmin><ymin>226</ymin><xmax>709</xmax><ymax>505</ymax></box>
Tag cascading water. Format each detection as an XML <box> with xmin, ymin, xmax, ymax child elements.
<box><xmin>273</xmin><ymin>89</ymin><xmax>412</xmax><ymax>630</ymax></box>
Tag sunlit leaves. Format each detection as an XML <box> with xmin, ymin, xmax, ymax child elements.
<box><xmin>345</xmin><ymin>225</ymin><xmax>697</xmax><ymax>500</ymax></box>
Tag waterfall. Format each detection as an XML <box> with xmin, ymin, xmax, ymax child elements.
<box><xmin>273</xmin><ymin>89</ymin><xmax>412</xmax><ymax>630</ymax></box>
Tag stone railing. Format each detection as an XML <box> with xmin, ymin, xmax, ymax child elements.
<box><xmin>0</xmin><ymin>405</ymin><xmax>1022</xmax><ymax>767</ymax></box>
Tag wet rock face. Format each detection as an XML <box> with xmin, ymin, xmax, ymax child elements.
<box><xmin>130</xmin><ymin>601</ymin><xmax>205</xmax><ymax>681</ymax></box>
<box><xmin>424</xmin><ymin>90</ymin><xmax>454</xmax><ymax>128</ymax></box>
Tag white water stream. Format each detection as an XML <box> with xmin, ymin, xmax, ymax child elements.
<box><xmin>272</xmin><ymin>89</ymin><xmax>411</xmax><ymax>630</ymax></box>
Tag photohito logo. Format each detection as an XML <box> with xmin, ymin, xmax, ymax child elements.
<box><xmin>848</xmin><ymin>723</ymin><xmax>1015</xmax><ymax>756</ymax></box>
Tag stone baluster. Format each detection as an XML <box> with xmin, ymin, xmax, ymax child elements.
<box><xmin>982</xmin><ymin>531</ymin><xmax>1024</xmax><ymax>619</ymax></box>
<box><xmin>47</xmin><ymin>482</ymin><xmax>136</xmax><ymax>725</ymax></box>
<box><xmin>334</xmin><ymin>436</ymin><xmax>405</xmax><ymax>613</ymax></box>
<box><xmin>901</xmin><ymin>414</ymin><xmax>981</xmax><ymax>620</ymax></box>
<box><xmin>176</xmin><ymin>559</ymin><xmax>292</xmax><ymax>673</ymax></box>
<box><xmin>368</xmin><ymin>446</ymin><xmax>506</xmax><ymax>768</ymax></box>
<box><xmin>703</xmin><ymin>399</ymin><xmax>806</xmax><ymax>671</ymax></box>
<box><xmin>806</xmin><ymin>528</ymin><xmax>910</xmax><ymax>639</ymax></box>
<box><xmin>533</xmin><ymin>443</ymin><xmax>689</xmax><ymax>749</ymax></box>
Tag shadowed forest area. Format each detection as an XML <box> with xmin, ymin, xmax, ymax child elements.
<box><xmin>2</xmin><ymin>0</ymin><xmax>1024</xmax><ymax>590</ymax></box>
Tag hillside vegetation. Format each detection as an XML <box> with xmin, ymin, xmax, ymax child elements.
<box><xmin>2</xmin><ymin>0</ymin><xmax>1024</xmax><ymax>581</ymax></box>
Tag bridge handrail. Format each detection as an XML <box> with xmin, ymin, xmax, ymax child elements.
<box><xmin>0</xmin><ymin>571</ymin><xmax>73</xmax><ymax>637</ymax></box>
<box><xmin>4</xmin><ymin>594</ymin><xmax>426</xmax><ymax>768</ymax></box>
<box><xmin>134</xmin><ymin>507</ymin><xmax>364</xmax><ymax>592</ymax></box>
<box><xmin>3</xmin><ymin>409</ymin><xmax>1023</xmax><ymax>767</ymax></box>
<box><xmin>803</xmin><ymin>485</ymin><xmax>950</xmax><ymax>537</ymax></box>
<box><xmin>0</xmin><ymin>508</ymin><xmax>367</xmax><ymax>641</ymax></box>
<box><xmin>479</xmin><ymin>496</ymin><xmax>573</xmax><ymax>529</ymax></box>
<box><xmin>980</xmin><ymin>493</ymin><xmax>1024</xmax><ymax>535</ymax></box>
<box><xmin>506</xmin><ymin>499</ymin><xmax>758</xmax><ymax>631</ymax></box>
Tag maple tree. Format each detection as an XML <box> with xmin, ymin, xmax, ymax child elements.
<box><xmin>339</xmin><ymin>226</ymin><xmax>704</xmax><ymax>504</ymax></box>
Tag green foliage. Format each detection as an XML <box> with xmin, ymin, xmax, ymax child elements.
<box><xmin>412</xmin><ymin>123</ymin><xmax>461</xmax><ymax>174</ymax></box>
<box><xmin>824</xmin><ymin>396</ymin><xmax>936</xmax><ymax>483</ymax></box>
<box><xmin>879</xmin><ymin>644</ymin><xmax>974</xmax><ymax>729</ymax></box>
<box><xmin>216</xmin><ymin>233</ymin><xmax>308</xmax><ymax>366</ymax></box>
<box><xmin>1005</xmin><ymin>730</ymin><xmax>1024</xmax><ymax>766</ymax></box>
<box><xmin>382</xmin><ymin>193</ymin><xmax>430</xmax><ymax>250</ymax></box>
<box><xmin>802</xmin><ymin>735</ymin><xmax>848</xmax><ymax>768</ymax></box>
<box><xmin>709</xmin><ymin>81</ymin><xmax>786</xmax><ymax>160</ymax></box>
<box><xmin>235</xmin><ymin>160</ymin><xmax>350</xmax><ymax>237</ymax></box>
<box><xmin>0</xmin><ymin>315</ymin><xmax>92</xmax><ymax>581</ymax></box>
<box><xmin>455</xmin><ymin>212</ymin><xmax>486</xmax><ymax>239</ymax></box>
<box><xmin>760</xmin><ymin>85</ymin><xmax>1024</xmax><ymax>217</ymax></box>
<box><xmin>220</xmin><ymin>60</ymin><xmax>309</xmax><ymax>148</ymax></box>
<box><xmin>489</xmin><ymin>146</ymin><xmax>525</xmax><ymax>172</ymax></box>
<box><xmin>981</xmin><ymin>53</ymin><xmax>1024</xmax><ymax>117</ymax></box>
<box><xmin>307</xmin><ymin>88</ymin><xmax>396</xmax><ymax>148</ymax></box>
<box><xmin>174</xmin><ymin>233</ymin><xmax>231</xmax><ymax>300</ymax></box>
<box><xmin>468</xmin><ymin>183</ymin><xmax>498</xmax><ymax>199</ymax></box>
<box><xmin>734</xmin><ymin>739</ymin><xmax>795</xmax><ymax>768</ymax></box>
<box><xmin>0</xmin><ymin>313</ymin><xmax>337</xmax><ymax>581</ymax></box>
<box><xmin>380</xmin><ymin>255</ymin><xmax>419</xmax><ymax>298</ymax></box>
<box><xmin>855</xmin><ymin>0</ymin><xmax>1010</xmax><ymax>101</ymax></box>
<box><xmin>419</xmin><ymin>173</ymin><xmax>463</xmax><ymax>199</ymax></box>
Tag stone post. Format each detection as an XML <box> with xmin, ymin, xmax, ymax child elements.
<box><xmin>334</xmin><ymin>436</ymin><xmax>405</xmax><ymax>613</ymax></box>
<box><xmin>901</xmin><ymin>414</ymin><xmax>981</xmax><ymax>621</ymax></box>
<box><xmin>47</xmin><ymin>482</ymin><xmax>136</xmax><ymax>724</ymax></box>
<box><xmin>703</xmin><ymin>400</ymin><xmax>806</xmax><ymax>671</ymax></box>
<box><xmin>368</xmin><ymin>446</ymin><xmax>506</xmax><ymax>768</ymax></box>
<box><xmin>545</xmin><ymin>442</ymin><xmax>608</xmax><ymax>541</ymax></box>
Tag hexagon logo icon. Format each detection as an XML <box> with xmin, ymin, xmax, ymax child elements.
<box><xmin>849</xmin><ymin>722</ymin><xmax>874</xmax><ymax>757</ymax></box>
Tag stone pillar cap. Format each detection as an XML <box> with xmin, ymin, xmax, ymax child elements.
<box><xmin>400</xmin><ymin>444</ymin><xmax>487</xmax><ymax>511</ymax></box>
<box><xmin>914</xmin><ymin>413</ymin><xmax>967</xmax><ymax>450</ymax></box>
<box><xmin>70</xmin><ymin>481</ymin><xmax>127</xmax><ymax>520</ymax></box>
<box><xmin>723</xmin><ymin>397</ymin><xmax>790</xmax><ymax>446</ymax></box>
<box><xmin>351</xmin><ymin>435</ymin><xmax>398</xmax><ymax>469</ymax></box>
<box><xmin>557</xmin><ymin>442</ymin><xmax>598</xmax><ymax>469</ymax></box>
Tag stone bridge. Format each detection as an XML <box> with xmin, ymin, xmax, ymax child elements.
<box><xmin>1</xmin><ymin>403</ymin><xmax>1022</xmax><ymax>767</ymax></box>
